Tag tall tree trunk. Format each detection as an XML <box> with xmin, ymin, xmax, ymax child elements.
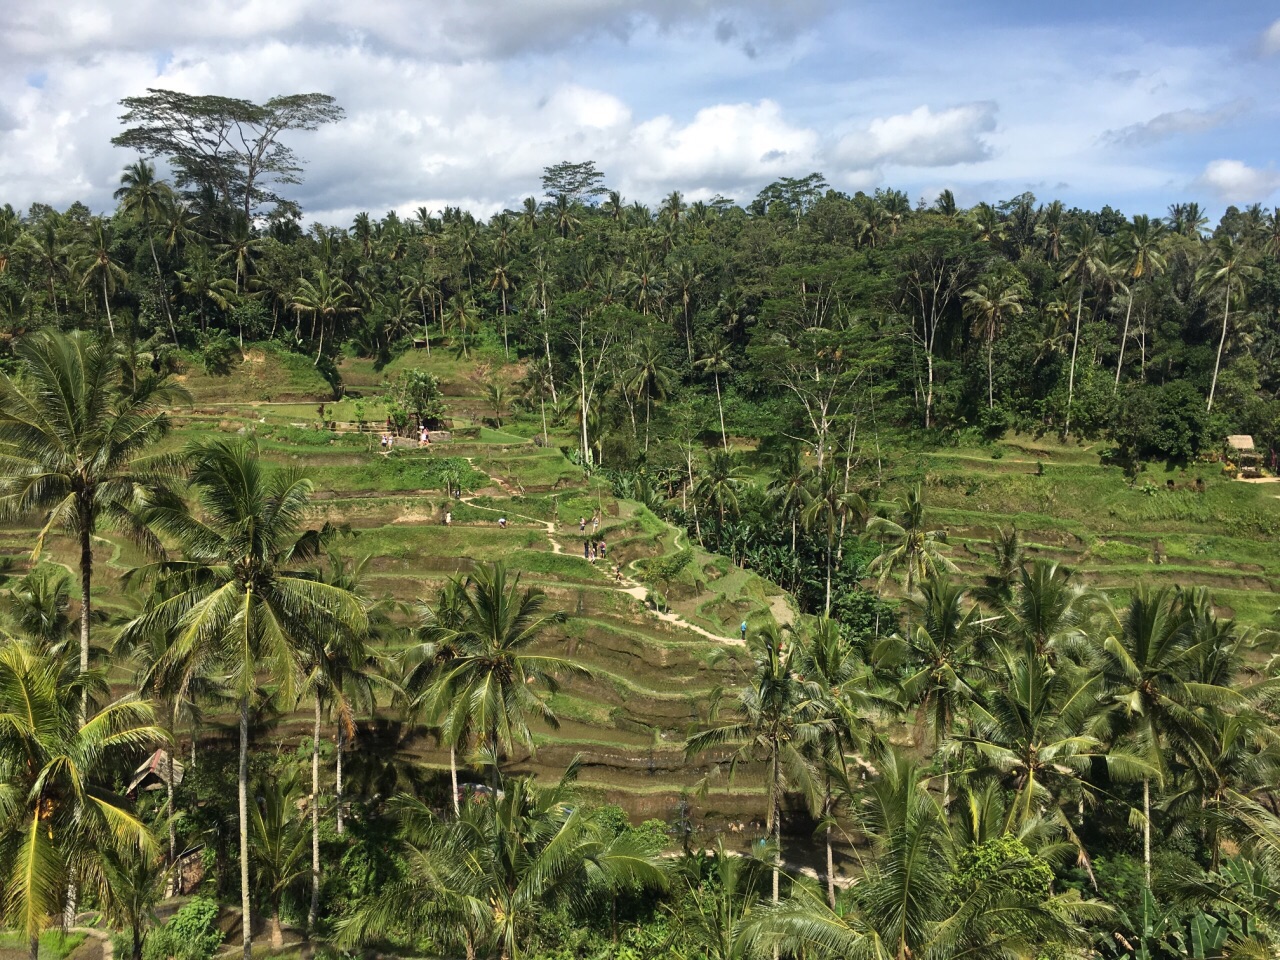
<box><xmin>542</xmin><ymin>323</ymin><xmax>557</xmax><ymax>403</ymax></box>
<box><xmin>1208</xmin><ymin>295</ymin><xmax>1230</xmax><ymax>412</ymax></box>
<box><xmin>1143</xmin><ymin>776</ymin><xmax>1151</xmax><ymax>889</ymax></box>
<box><xmin>270</xmin><ymin>913</ymin><xmax>283</xmax><ymax>950</ymax></box>
<box><xmin>450</xmin><ymin>744</ymin><xmax>460</xmax><ymax>816</ymax></box>
<box><xmin>335</xmin><ymin>724</ymin><xmax>345</xmax><ymax>836</ymax></box>
<box><xmin>77</xmin><ymin>514</ymin><xmax>92</xmax><ymax>723</ymax></box>
<box><xmin>101</xmin><ymin>272</ymin><xmax>115</xmax><ymax>338</ymax></box>
<box><xmin>1114</xmin><ymin>293</ymin><xmax>1134</xmax><ymax>392</ymax></box>
<box><xmin>314</xmin><ymin>316</ymin><xmax>325</xmax><ymax>366</ymax></box>
<box><xmin>166</xmin><ymin>731</ymin><xmax>178</xmax><ymax>897</ymax></box>
<box><xmin>1065</xmin><ymin>286</ymin><xmax>1083</xmax><ymax>435</ymax></box>
<box><xmin>501</xmin><ymin>288</ymin><xmax>509</xmax><ymax>359</ymax></box>
<box><xmin>539</xmin><ymin>397</ymin><xmax>549</xmax><ymax>448</ymax></box>
<box><xmin>309</xmin><ymin>697</ymin><xmax>321</xmax><ymax>934</ymax></box>
<box><xmin>986</xmin><ymin>334</ymin><xmax>995</xmax><ymax>410</ymax></box>
<box><xmin>824</xmin><ymin>793</ymin><xmax>836</xmax><ymax>909</ymax></box>
<box><xmin>148</xmin><ymin>233</ymin><xmax>178</xmax><ymax>345</ymax></box>
<box><xmin>924</xmin><ymin>350</ymin><xmax>934</xmax><ymax>430</ymax></box>
<box><xmin>239</xmin><ymin>695</ymin><xmax>252</xmax><ymax>960</ymax></box>
<box><xmin>418</xmin><ymin>294</ymin><xmax>431</xmax><ymax>355</ymax></box>
<box><xmin>714</xmin><ymin>371</ymin><xmax>728</xmax><ymax>452</ymax></box>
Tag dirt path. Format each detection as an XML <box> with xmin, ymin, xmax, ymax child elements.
<box><xmin>453</xmin><ymin>457</ymin><xmax>737</xmax><ymax>644</ymax></box>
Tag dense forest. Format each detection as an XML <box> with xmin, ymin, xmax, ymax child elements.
<box><xmin>3</xmin><ymin>91</ymin><xmax>1280</xmax><ymax>960</ymax></box>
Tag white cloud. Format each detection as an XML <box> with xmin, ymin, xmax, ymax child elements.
<box><xmin>1195</xmin><ymin>160</ymin><xmax>1280</xmax><ymax>203</ymax></box>
<box><xmin>1102</xmin><ymin>100</ymin><xmax>1250</xmax><ymax>147</ymax></box>
<box><xmin>1261</xmin><ymin>18</ymin><xmax>1280</xmax><ymax>56</ymax></box>
<box><xmin>833</xmin><ymin>103</ymin><xmax>997</xmax><ymax>170</ymax></box>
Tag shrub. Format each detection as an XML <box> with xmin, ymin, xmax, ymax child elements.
<box><xmin>143</xmin><ymin>897</ymin><xmax>223</xmax><ymax>960</ymax></box>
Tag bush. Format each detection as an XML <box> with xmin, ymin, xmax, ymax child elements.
<box><xmin>143</xmin><ymin>897</ymin><xmax>223</xmax><ymax>960</ymax></box>
<box><xmin>197</xmin><ymin>331</ymin><xmax>239</xmax><ymax>376</ymax></box>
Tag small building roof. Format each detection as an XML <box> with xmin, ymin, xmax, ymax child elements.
<box><xmin>1227</xmin><ymin>435</ymin><xmax>1255</xmax><ymax>452</ymax></box>
<box><xmin>128</xmin><ymin>748</ymin><xmax>185</xmax><ymax>793</ymax></box>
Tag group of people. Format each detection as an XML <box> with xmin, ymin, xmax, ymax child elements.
<box><xmin>578</xmin><ymin>515</ymin><xmax>600</xmax><ymax>534</ymax></box>
<box><xmin>582</xmin><ymin>537</ymin><xmax>607</xmax><ymax>562</ymax></box>
<box><xmin>379</xmin><ymin>419</ymin><xmax>432</xmax><ymax>453</ymax></box>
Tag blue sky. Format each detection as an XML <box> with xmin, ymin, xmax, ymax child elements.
<box><xmin>2</xmin><ymin>1</ymin><xmax>1279</xmax><ymax>224</ymax></box>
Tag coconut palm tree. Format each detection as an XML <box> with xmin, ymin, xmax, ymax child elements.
<box><xmin>1113</xmin><ymin>215</ymin><xmax>1167</xmax><ymax>390</ymax></box>
<box><xmin>867</xmin><ymin>485</ymin><xmax>957</xmax><ymax>596</ymax></box>
<box><xmin>998</xmin><ymin>560</ymin><xmax>1097</xmax><ymax>662</ymax></box>
<box><xmin>1094</xmin><ymin>586</ymin><xmax>1236</xmax><ymax>886</ymax></box>
<box><xmin>292</xmin><ymin>271</ymin><xmax>358</xmax><ymax>365</ymax></box>
<box><xmin>0</xmin><ymin>330</ymin><xmax>186</xmax><ymax>723</ymax></box>
<box><xmin>801</xmin><ymin>464</ymin><xmax>868</xmax><ymax>617</ymax></box>
<box><xmin>962</xmin><ymin>274</ymin><xmax>1024</xmax><ymax>410</ymax></box>
<box><xmin>338</xmin><ymin>764</ymin><xmax>665</xmax><ymax>960</ymax></box>
<box><xmin>95</xmin><ymin>846</ymin><xmax>167</xmax><ymax>960</ymax></box>
<box><xmin>405</xmin><ymin>562</ymin><xmax>576</xmax><ymax>789</ymax></box>
<box><xmin>752</xmin><ymin>750</ymin><xmax>1103</xmax><ymax>960</ymax></box>
<box><xmin>694</xmin><ymin>336</ymin><xmax>733</xmax><ymax>451</ymax></box>
<box><xmin>489</xmin><ymin>259</ymin><xmax>514</xmax><ymax>358</ymax></box>
<box><xmin>685</xmin><ymin>626</ymin><xmax>831</xmax><ymax>908</ymax></box>
<box><xmin>625</xmin><ymin>336</ymin><xmax>676</xmax><ymax>452</ymax></box>
<box><xmin>1196</xmin><ymin>236</ymin><xmax>1261</xmax><ymax>412</ymax></box>
<box><xmin>878</xmin><ymin>576</ymin><xmax>983</xmax><ymax>803</ymax></box>
<box><xmin>118</xmin><ymin>438</ymin><xmax>367</xmax><ymax>960</ymax></box>
<box><xmin>672</xmin><ymin>838</ymin><xmax>771</xmax><ymax>960</ymax></box>
<box><xmin>1059</xmin><ymin>223</ymin><xmax>1107</xmax><ymax>434</ymax></box>
<box><xmin>695</xmin><ymin>451</ymin><xmax>747</xmax><ymax>545</ymax></box>
<box><xmin>16</xmin><ymin>219</ymin><xmax>69</xmax><ymax>318</ymax></box>
<box><xmin>0</xmin><ymin>639</ymin><xmax>164</xmax><ymax>960</ymax></box>
<box><xmin>249</xmin><ymin>774</ymin><xmax>309</xmax><ymax>949</ymax></box>
<box><xmin>73</xmin><ymin>218</ymin><xmax>128</xmax><ymax>337</ymax></box>
<box><xmin>115</xmin><ymin>160</ymin><xmax>179</xmax><ymax>344</ymax></box>
<box><xmin>961</xmin><ymin>642</ymin><xmax>1149</xmax><ymax>829</ymax></box>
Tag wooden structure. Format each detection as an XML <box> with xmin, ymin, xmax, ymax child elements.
<box><xmin>1227</xmin><ymin>435</ymin><xmax>1263</xmax><ymax>478</ymax></box>
<box><xmin>127</xmin><ymin>748</ymin><xmax>185</xmax><ymax>793</ymax></box>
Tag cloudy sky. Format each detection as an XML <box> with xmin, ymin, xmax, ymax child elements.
<box><xmin>4</xmin><ymin>1</ymin><xmax>1280</xmax><ymax>224</ymax></box>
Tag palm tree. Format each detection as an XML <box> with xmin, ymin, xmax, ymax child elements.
<box><xmin>517</xmin><ymin>358</ymin><xmax>554</xmax><ymax>446</ymax></box>
<box><xmin>961</xmin><ymin>643</ymin><xmax>1149</xmax><ymax>829</ymax></box>
<box><xmin>445</xmin><ymin>293</ymin><xmax>479</xmax><ymax>359</ymax></box>
<box><xmin>16</xmin><ymin>219</ymin><xmax>69</xmax><ymax>318</ymax></box>
<box><xmin>292</xmin><ymin>271</ymin><xmax>357</xmax><ymax>365</ymax></box>
<box><xmin>625</xmin><ymin>336</ymin><xmax>676</xmax><ymax>451</ymax></box>
<box><xmin>115</xmin><ymin>160</ymin><xmax>179</xmax><ymax>344</ymax></box>
<box><xmin>801</xmin><ymin>464</ymin><xmax>868</xmax><ymax>617</ymax></box>
<box><xmin>1113</xmin><ymin>215</ymin><xmax>1167</xmax><ymax>390</ymax></box>
<box><xmin>694</xmin><ymin>336</ymin><xmax>733</xmax><ymax>451</ymax></box>
<box><xmin>1095</xmin><ymin>586</ymin><xmax>1234</xmax><ymax>886</ymax></box>
<box><xmin>489</xmin><ymin>259</ymin><xmax>514</xmax><ymax>358</ymax></box>
<box><xmin>668</xmin><ymin>258</ymin><xmax>703</xmax><ymax>359</ymax></box>
<box><xmin>1059</xmin><ymin>223</ymin><xmax>1107</xmax><ymax>434</ymax></box>
<box><xmin>401</xmin><ymin>261</ymin><xmax>439</xmax><ymax>354</ymax></box>
<box><xmin>962</xmin><ymin>274</ymin><xmax>1023</xmax><ymax>410</ymax></box>
<box><xmin>999</xmin><ymin>560</ymin><xmax>1096</xmax><ymax>661</ymax></box>
<box><xmin>405</xmin><ymin>562</ymin><xmax>575</xmax><ymax>788</ymax></box>
<box><xmin>0</xmin><ymin>639</ymin><xmax>164</xmax><ymax>960</ymax></box>
<box><xmin>767</xmin><ymin>447</ymin><xmax>810</xmax><ymax>555</ymax></box>
<box><xmin>96</xmin><ymin>846</ymin><xmax>166</xmax><ymax>960</ymax></box>
<box><xmin>339</xmin><ymin>765</ymin><xmax>665</xmax><ymax>960</ymax></box>
<box><xmin>686</xmin><ymin>626</ymin><xmax>830</xmax><ymax>908</ymax></box>
<box><xmin>118</xmin><ymin>438</ymin><xmax>367</xmax><ymax>960</ymax></box>
<box><xmin>249</xmin><ymin>775</ymin><xmax>309</xmax><ymax>949</ymax></box>
<box><xmin>672</xmin><ymin>839</ymin><xmax>770</xmax><ymax>960</ymax></box>
<box><xmin>73</xmin><ymin>218</ymin><xmax>128</xmax><ymax>337</ymax></box>
<box><xmin>867</xmin><ymin>485</ymin><xmax>957</xmax><ymax>596</ymax></box>
<box><xmin>0</xmin><ymin>330</ymin><xmax>186</xmax><ymax>723</ymax></box>
<box><xmin>753</xmin><ymin>750</ymin><xmax>1101</xmax><ymax>960</ymax></box>
<box><xmin>879</xmin><ymin>576</ymin><xmax>983</xmax><ymax>803</ymax></box>
<box><xmin>695</xmin><ymin>451</ymin><xmax>747</xmax><ymax>545</ymax></box>
<box><xmin>1197</xmin><ymin>236</ymin><xmax>1261</xmax><ymax>412</ymax></box>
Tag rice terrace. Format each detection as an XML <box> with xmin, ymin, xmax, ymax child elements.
<box><xmin>4</xmin><ymin>5</ymin><xmax>1280</xmax><ymax>960</ymax></box>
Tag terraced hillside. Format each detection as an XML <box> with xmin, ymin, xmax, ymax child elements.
<box><xmin>6</xmin><ymin>347</ymin><xmax>1278</xmax><ymax>828</ymax></box>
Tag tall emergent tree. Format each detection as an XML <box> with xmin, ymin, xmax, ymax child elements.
<box><xmin>113</xmin><ymin>89</ymin><xmax>344</xmax><ymax>222</ymax></box>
